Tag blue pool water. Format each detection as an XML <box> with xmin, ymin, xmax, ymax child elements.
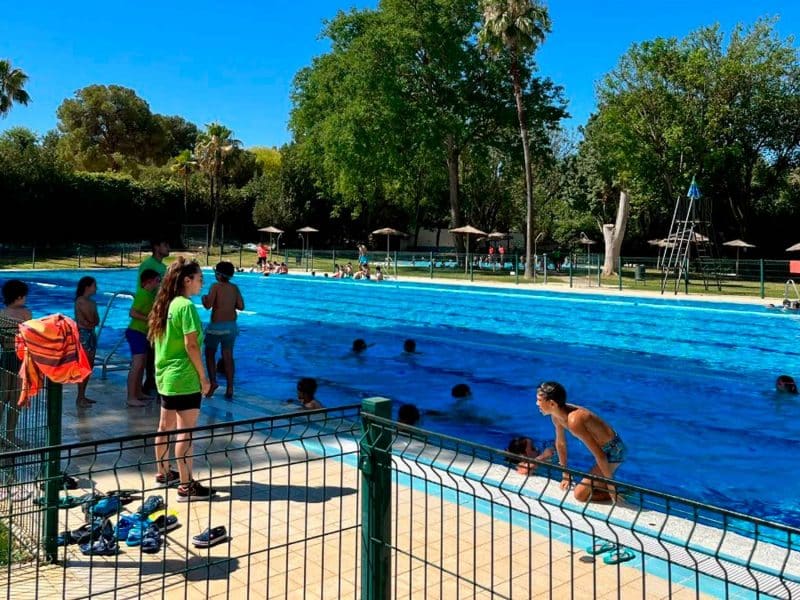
<box><xmin>5</xmin><ymin>269</ymin><xmax>800</xmax><ymax>527</ymax></box>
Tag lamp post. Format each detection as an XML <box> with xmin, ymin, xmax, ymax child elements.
<box><xmin>298</xmin><ymin>233</ymin><xmax>305</xmax><ymax>270</ymax></box>
<box><xmin>533</xmin><ymin>232</ymin><xmax>544</xmax><ymax>278</ymax></box>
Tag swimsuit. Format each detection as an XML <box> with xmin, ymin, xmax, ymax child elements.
<box><xmin>601</xmin><ymin>432</ymin><xmax>626</xmax><ymax>464</ymax></box>
<box><xmin>78</xmin><ymin>327</ymin><xmax>97</xmax><ymax>354</ymax></box>
<box><xmin>204</xmin><ymin>321</ymin><xmax>238</xmax><ymax>351</ymax></box>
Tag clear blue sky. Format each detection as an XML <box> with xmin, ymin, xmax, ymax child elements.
<box><xmin>1</xmin><ymin>1</ymin><xmax>798</xmax><ymax>148</ymax></box>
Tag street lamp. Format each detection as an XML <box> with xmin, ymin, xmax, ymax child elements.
<box><xmin>298</xmin><ymin>233</ymin><xmax>305</xmax><ymax>270</ymax></box>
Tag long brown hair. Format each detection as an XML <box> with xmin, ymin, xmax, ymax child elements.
<box><xmin>148</xmin><ymin>257</ymin><xmax>201</xmax><ymax>342</ymax></box>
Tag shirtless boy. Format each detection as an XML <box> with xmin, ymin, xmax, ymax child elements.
<box><xmin>201</xmin><ymin>262</ymin><xmax>244</xmax><ymax>399</ymax></box>
<box><xmin>535</xmin><ymin>381</ymin><xmax>626</xmax><ymax>502</ymax></box>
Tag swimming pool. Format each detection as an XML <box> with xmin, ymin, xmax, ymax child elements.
<box><xmin>6</xmin><ymin>269</ymin><xmax>800</xmax><ymax>527</ymax></box>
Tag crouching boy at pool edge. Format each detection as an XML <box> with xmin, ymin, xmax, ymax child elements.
<box><xmin>535</xmin><ymin>381</ymin><xmax>627</xmax><ymax>503</ymax></box>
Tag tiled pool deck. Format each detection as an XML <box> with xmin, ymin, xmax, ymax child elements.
<box><xmin>0</xmin><ymin>376</ymin><xmax>723</xmax><ymax>599</ymax></box>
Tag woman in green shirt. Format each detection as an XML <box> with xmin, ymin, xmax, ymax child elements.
<box><xmin>148</xmin><ymin>257</ymin><xmax>215</xmax><ymax>501</ymax></box>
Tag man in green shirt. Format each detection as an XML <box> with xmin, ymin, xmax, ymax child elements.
<box><xmin>139</xmin><ymin>238</ymin><xmax>170</xmax><ymax>395</ymax></box>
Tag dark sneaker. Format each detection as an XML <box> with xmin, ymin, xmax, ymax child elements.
<box><xmin>155</xmin><ymin>469</ymin><xmax>180</xmax><ymax>487</ymax></box>
<box><xmin>192</xmin><ymin>526</ymin><xmax>228</xmax><ymax>548</ymax></box>
<box><xmin>177</xmin><ymin>480</ymin><xmax>215</xmax><ymax>503</ymax></box>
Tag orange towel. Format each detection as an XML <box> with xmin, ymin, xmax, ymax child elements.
<box><xmin>15</xmin><ymin>313</ymin><xmax>93</xmax><ymax>408</ymax></box>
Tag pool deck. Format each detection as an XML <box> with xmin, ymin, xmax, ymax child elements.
<box><xmin>0</xmin><ymin>377</ymin><xmax>721</xmax><ymax>600</ymax></box>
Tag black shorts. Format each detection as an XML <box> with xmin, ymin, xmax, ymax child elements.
<box><xmin>160</xmin><ymin>392</ymin><xmax>202</xmax><ymax>411</ymax></box>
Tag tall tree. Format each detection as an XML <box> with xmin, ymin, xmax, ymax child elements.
<box><xmin>170</xmin><ymin>149</ymin><xmax>197</xmax><ymax>217</ymax></box>
<box><xmin>0</xmin><ymin>59</ymin><xmax>31</xmax><ymax>117</ymax></box>
<box><xmin>56</xmin><ymin>85</ymin><xmax>161</xmax><ymax>171</ymax></box>
<box><xmin>480</xmin><ymin>0</ymin><xmax>550</xmax><ymax>279</ymax></box>
<box><xmin>195</xmin><ymin>122</ymin><xmax>240</xmax><ymax>245</ymax></box>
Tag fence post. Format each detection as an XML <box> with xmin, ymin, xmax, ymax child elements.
<box><xmin>394</xmin><ymin>251</ymin><xmax>398</xmax><ymax>279</ymax></box>
<box><xmin>515</xmin><ymin>254</ymin><xmax>519</xmax><ymax>284</ymax></box>
<box><xmin>597</xmin><ymin>254</ymin><xmax>602</xmax><ymax>287</ymax></box>
<box><xmin>332</xmin><ymin>249</ymin><xmax>336</xmax><ymax>270</ymax></box>
<box><xmin>360</xmin><ymin>397</ymin><xmax>392</xmax><ymax>600</ymax></box>
<box><xmin>760</xmin><ymin>259</ymin><xmax>765</xmax><ymax>299</ymax></box>
<box><xmin>43</xmin><ymin>380</ymin><xmax>63</xmax><ymax>562</ymax></box>
<box><xmin>77</xmin><ymin>244</ymin><xmax>82</xmax><ymax>269</ymax></box>
<box><xmin>239</xmin><ymin>245</ymin><xmax>243</xmax><ymax>270</ymax></box>
<box><xmin>429</xmin><ymin>251</ymin><xmax>433</xmax><ymax>279</ymax></box>
<box><xmin>32</xmin><ymin>246</ymin><xmax>36</xmax><ymax>270</ymax></box>
<box><xmin>569</xmin><ymin>257</ymin><xmax>573</xmax><ymax>288</ymax></box>
<box><xmin>618</xmin><ymin>256</ymin><xmax>623</xmax><ymax>291</ymax></box>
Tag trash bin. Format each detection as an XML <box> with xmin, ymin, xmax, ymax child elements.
<box><xmin>634</xmin><ymin>264</ymin><xmax>646</xmax><ymax>281</ymax></box>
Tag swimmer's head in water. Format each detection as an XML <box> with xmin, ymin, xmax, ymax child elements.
<box><xmin>352</xmin><ymin>338</ymin><xmax>368</xmax><ymax>353</ymax></box>
<box><xmin>451</xmin><ymin>383</ymin><xmax>471</xmax><ymax>399</ymax></box>
<box><xmin>398</xmin><ymin>403</ymin><xmax>420</xmax><ymax>426</ymax></box>
<box><xmin>776</xmin><ymin>375</ymin><xmax>798</xmax><ymax>394</ymax></box>
<box><xmin>403</xmin><ymin>339</ymin><xmax>416</xmax><ymax>353</ymax></box>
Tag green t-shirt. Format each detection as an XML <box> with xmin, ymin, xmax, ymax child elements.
<box><xmin>127</xmin><ymin>287</ymin><xmax>156</xmax><ymax>334</ymax></box>
<box><xmin>154</xmin><ymin>296</ymin><xmax>204</xmax><ymax>396</ymax></box>
<box><xmin>137</xmin><ymin>256</ymin><xmax>167</xmax><ymax>293</ymax></box>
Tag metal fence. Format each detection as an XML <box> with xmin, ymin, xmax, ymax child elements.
<box><xmin>0</xmin><ymin>397</ymin><xmax>798</xmax><ymax>599</ymax></box>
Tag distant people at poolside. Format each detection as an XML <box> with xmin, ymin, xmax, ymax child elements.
<box><xmin>344</xmin><ymin>263</ymin><xmax>354</xmax><ymax>278</ymax></box>
<box><xmin>358</xmin><ymin>244</ymin><xmax>369</xmax><ymax>266</ymax></box>
<box><xmin>296</xmin><ymin>377</ymin><xmax>323</xmax><ymax>410</ymax></box>
<box><xmin>506</xmin><ymin>436</ymin><xmax>555</xmax><ymax>476</ymax></box>
<box><xmin>257</xmin><ymin>242</ymin><xmax>268</xmax><ymax>272</ymax></box>
<box><xmin>202</xmin><ymin>261</ymin><xmax>245</xmax><ymax>400</ymax></box>
<box><xmin>74</xmin><ymin>276</ymin><xmax>100</xmax><ymax>407</ymax></box>
<box><xmin>375</xmin><ymin>266</ymin><xmax>384</xmax><ymax>281</ymax></box>
<box><xmin>332</xmin><ymin>264</ymin><xmax>342</xmax><ymax>278</ymax></box>
<box><xmin>535</xmin><ymin>381</ymin><xmax>626</xmax><ymax>503</ymax></box>
<box><xmin>776</xmin><ymin>375</ymin><xmax>798</xmax><ymax>394</ymax></box>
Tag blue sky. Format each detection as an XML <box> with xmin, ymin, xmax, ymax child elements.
<box><xmin>1</xmin><ymin>1</ymin><xmax>798</xmax><ymax>148</ymax></box>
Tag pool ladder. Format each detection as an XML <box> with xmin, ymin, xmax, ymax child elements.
<box><xmin>784</xmin><ymin>280</ymin><xmax>800</xmax><ymax>305</ymax></box>
<box><xmin>95</xmin><ymin>290</ymin><xmax>135</xmax><ymax>379</ymax></box>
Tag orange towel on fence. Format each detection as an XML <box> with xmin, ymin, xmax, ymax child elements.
<box><xmin>15</xmin><ymin>313</ymin><xmax>93</xmax><ymax>407</ymax></box>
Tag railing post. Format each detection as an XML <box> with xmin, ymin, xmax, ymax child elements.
<box><xmin>43</xmin><ymin>380</ymin><xmax>63</xmax><ymax>562</ymax></box>
<box><xmin>569</xmin><ymin>256</ymin><xmax>573</xmax><ymax>288</ymax></box>
<box><xmin>360</xmin><ymin>397</ymin><xmax>392</xmax><ymax>600</ymax></box>
<box><xmin>760</xmin><ymin>259</ymin><xmax>765</xmax><ymax>299</ymax></box>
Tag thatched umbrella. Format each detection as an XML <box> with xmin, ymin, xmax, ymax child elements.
<box><xmin>722</xmin><ymin>239</ymin><xmax>756</xmax><ymax>274</ymax></box>
<box><xmin>258</xmin><ymin>226</ymin><xmax>284</xmax><ymax>253</ymax></box>
<box><xmin>450</xmin><ymin>225</ymin><xmax>487</xmax><ymax>273</ymax></box>
<box><xmin>372</xmin><ymin>227</ymin><xmax>407</xmax><ymax>261</ymax></box>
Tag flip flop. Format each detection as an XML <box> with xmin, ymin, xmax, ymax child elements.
<box><xmin>586</xmin><ymin>541</ymin><xmax>617</xmax><ymax>556</ymax></box>
<box><xmin>140</xmin><ymin>525</ymin><xmax>163</xmax><ymax>554</ymax></box>
<box><xmin>134</xmin><ymin>494</ymin><xmax>164</xmax><ymax>519</ymax></box>
<box><xmin>147</xmin><ymin>509</ymin><xmax>180</xmax><ymax>533</ymax></box>
<box><xmin>603</xmin><ymin>548</ymin><xmax>636</xmax><ymax>565</ymax></box>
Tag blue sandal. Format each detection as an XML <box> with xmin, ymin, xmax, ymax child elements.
<box><xmin>140</xmin><ymin>524</ymin><xmax>163</xmax><ymax>554</ymax></box>
<box><xmin>586</xmin><ymin>541</ymin><xmax>616</xmax><ymax>555</ymax></box>
<box><xmin>603</xmin><ymin>548</ymin><xmax>636</xmax><ymax>565</ymax></box>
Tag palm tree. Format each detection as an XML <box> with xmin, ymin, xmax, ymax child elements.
<box><xmin>170</xmin><ymin>149</ymin><xmax>197</xmax><ymax>218</ymax></box>
<box><xmin>0</xmin><ymin>59</ymin><xmax>31</xmax><ymax>117</ymax></box>
<box><xmin>195</xmin><ymin>122</ymin><xmax>240</xmax><ymax>247</ymax></box>
<box><xmin>479</xmin><ymin>0</ymin><xmax>550</xmax><ymax>279</ymax></box>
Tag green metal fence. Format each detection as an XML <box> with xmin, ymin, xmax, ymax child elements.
<box><xmin>0</xmin><ymin>397</ymin><xmax>797</xmax><ymax>598</ymax></box>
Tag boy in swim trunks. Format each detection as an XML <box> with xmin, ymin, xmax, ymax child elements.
<box><xmin>535</xmin><ymin>381</ymin><xmax>626</xmax><ymax>502</ymax></box>
<box><xmin>201</xmin><ymin>262</ymin><xmax>244</xmax><ymax>399</ymax></box>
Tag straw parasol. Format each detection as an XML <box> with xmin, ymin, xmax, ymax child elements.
<box><xmin>450</xmin><ymin>225</ymin><xmax>487</xmax><ymax>273</ymax></box>
<box><xmin>722</xmin><ymin>239</ymin><xmax>756</xmax><ymax>274</ymax></box>
<box><xmin>372</xmin><ymin>227</ymin><xmax>407</xmax><ymax>260</ymax></box>
<box><xmin>786</xmin><ymin>242</ymin><xmax>800</xmax><ymax>252</ymax></box>
<box><xmin>257</xmin><ymin>226</ymin><xmax>284</xmax><ymax>234</ymax></box>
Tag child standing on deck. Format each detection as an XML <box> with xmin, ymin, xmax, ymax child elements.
<box><xmin>201</xmin><ymin>262</ymin><xmax>244</xmax><ymax>399</ymax></box>
<box><xmin>74</xmin><ymin>276</ymin><xmax>99</xmax><ymax>407</ymax></box>
<box><xmin>125</xmin><ymin>269</ymin><xmax>161</xmax><ymax>407</ymax></box>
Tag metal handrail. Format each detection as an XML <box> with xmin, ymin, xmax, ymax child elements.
<box><xmin>95</xmin><ymin>289</ymin><xmax>134</xmax><ymax>379</ymax></box>
<box><xmin>784</xmin><ymin>279</ymin><xmax>800</xmax><ymax>302</ymax></box>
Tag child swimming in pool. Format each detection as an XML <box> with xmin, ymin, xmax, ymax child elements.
<box><xmin>506</xmin><ymin>436</ymin><xmax>555</xmax><ymax>476</ymax></box>
<box><xmin>535</xmin><ymin>381</ymin><xmax>626</xmax><ymax>503</ymax></box>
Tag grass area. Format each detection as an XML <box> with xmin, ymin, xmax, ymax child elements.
<box><xmin>0</xmin><ymin>246</ymin><xmax>785</xmax><ymax>300</ymax></box>
<box><xmin>0</xmin><ymin>522</ymin><xmax>24</xmax><ymax>565</ymax></box>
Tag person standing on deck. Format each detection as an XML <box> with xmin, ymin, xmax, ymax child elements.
<box><xmin>138</xmin><ymin>238</ymin><xmax>170</xmax><ymax>396</ymax></box>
